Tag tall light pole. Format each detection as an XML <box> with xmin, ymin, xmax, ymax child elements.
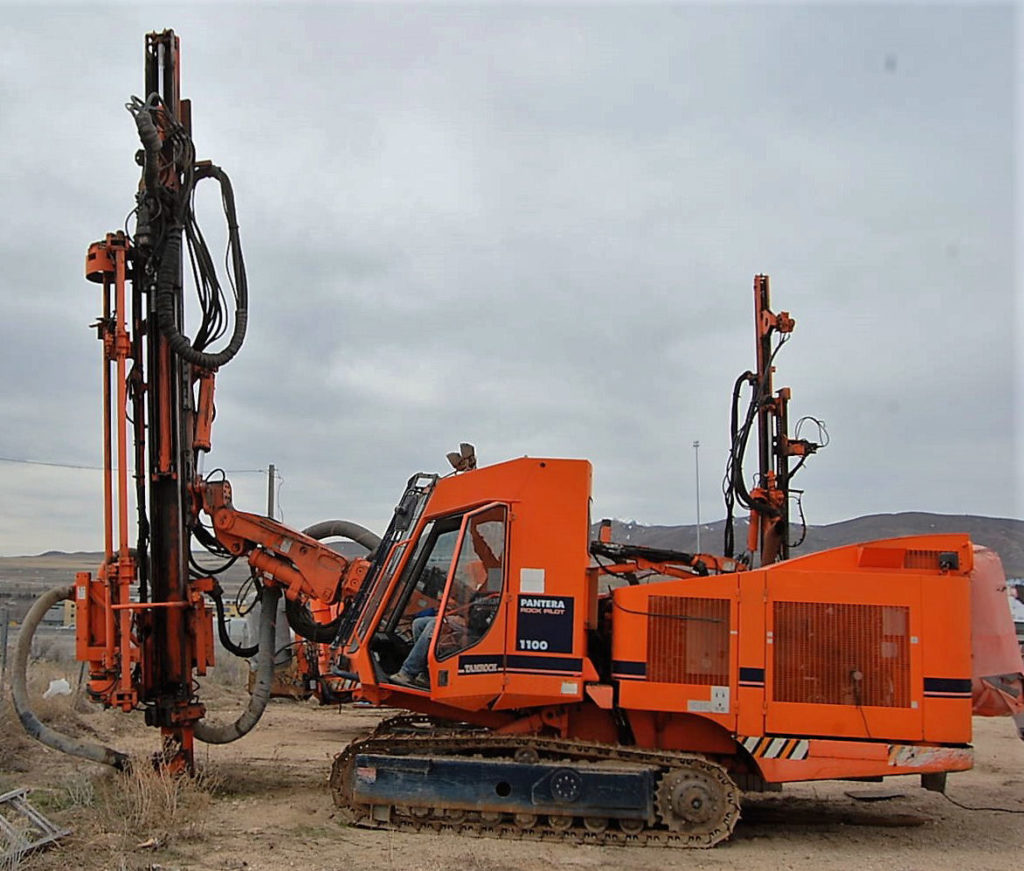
<box><xmin>267</xmin><ymin>463</ymin><xmax>276</xmax><ymax>518</ymax></box>
<box><xmin>693</xmin><ymin>440</ymin><xmax>701</xmax><ymax>552</ymax></box>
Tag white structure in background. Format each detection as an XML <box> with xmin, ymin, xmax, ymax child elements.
<box><xmin>1008</xmin><ymin>579</ymin><xmax>1024</xmax><ymax>654</ymax></box>
<box><xmin>224</xmin><ymin>616</ymin><xmax>254</xmax><ymax>650</ymax></box>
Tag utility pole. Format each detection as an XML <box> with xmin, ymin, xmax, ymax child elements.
<box><xmin>693</xmin><ymin>441</ymin><xmax>701</xmax><ymax>553</ymax></box>
<box><xmin>0</xmin><ymin>606</ymin><xmax>8</xmax><ymax>686</ymax></box>
<box><xmin>264</xmin><ymin>462</ymin><xmax>289</xmax><ymax>665</ymax></box>
<box><xmin>267</xmin><ymin>463</ymin><xmax>276</xmax><ymax>519</ymax></box>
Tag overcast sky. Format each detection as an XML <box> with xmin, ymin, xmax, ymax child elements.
<box><xmin>0</xmin><ymin>3</ymin><xmax>1018</xmax><ymax>556</ymax></box>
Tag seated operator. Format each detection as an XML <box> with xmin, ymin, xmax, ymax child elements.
<box><xmin>389</xmin><ymin>610</ymin><xmax>439</xmax><ymax>689</ymax></box>
<box><xmin>390</xmin><ymin>556</ymin><xmax>494</xmax><ymax>689</ymax></box>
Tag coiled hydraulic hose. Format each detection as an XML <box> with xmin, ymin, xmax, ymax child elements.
<box><xmin>154</xmin><ymin>175</ymin><xmax>248</xmax><ymax>372</ymax></box>
<box><xmin>194</xmin><ymin>585</ymin><xmax>281</xmax><ymax>745</ymax></box>
<box><xmin>131</xmin><ymin>95</ymin><xmax>249</xmax><ymax>371</ymax></box>
<box><xmin>283</xmin><ymin>521</ymin><xmax>382</xmax><ymax>643</ymax></box>
<box><xmin>13</xmin><ymin>586</ymin><xmax>129</xmax><ymax>770</ymax></box>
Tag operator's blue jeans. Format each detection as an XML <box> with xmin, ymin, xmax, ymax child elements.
<box><xmin>401</xmin><ymin>616</ymin><xmax>435</xmax><ymax>677</ymax></box>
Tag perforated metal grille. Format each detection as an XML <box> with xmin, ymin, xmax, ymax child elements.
<box><xmin>903</xmin><ymin>549</ymin><xmax>944</xmax><ymax>570</ymax></box>
<box><xmin>646</xmin><ymin>596</ymin><xmax>730</xmax><ymax>685</ymax></box>
<box><xmin>772</xmin><ymin>602</ymin><xmax>910</xmax><ymax>707</ymax></box>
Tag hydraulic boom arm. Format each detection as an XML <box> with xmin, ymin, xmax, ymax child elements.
<box><xmin>199</xmin><ymin>480</ymin><xmax>370</xmax><ymax>606</ymax></box>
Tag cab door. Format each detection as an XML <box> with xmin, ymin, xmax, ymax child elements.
<box><xmin>429</xmin><ymin>503</ymin><xmax>509</xmax><ymax>707</ymax></box>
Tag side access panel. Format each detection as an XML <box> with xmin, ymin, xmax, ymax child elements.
<box><xmin>760</xmin><ymin>536</ymin><xmax>973</xmax><ymax>745</ymax></box>
<box><xmin>764</xmin><ymin>568</ymin><xmax>924</xmax><ymax>741</ymax></box>
<box><xmin>612</xmin><ymin>575</ymin><xmax>740</xmax><ymax>737</ymax></box>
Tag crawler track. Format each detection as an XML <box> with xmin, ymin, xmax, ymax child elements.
<box><xmin>330</xmin><ymin>715</ymin><xmax>741</xmax><ymax>847</ymax></box>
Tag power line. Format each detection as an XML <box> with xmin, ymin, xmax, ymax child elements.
<box><xmin>0</xmin><ymin>455</ymin><xmax>264</xmax><ymax>474</ymax></box>
<box><xmin>0</xmin><ymin>455</ymin><xmax>100</xmax><ymax>471</ymax></box>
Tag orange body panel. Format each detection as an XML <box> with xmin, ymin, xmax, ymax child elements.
<box><xmin>751</xmin><ymin>739</ymin><xmax>972</xmax><ymax>782</ymax></box>
<box><xmin>345</xmin><ymin>457</ymin><xmax>981</xmax><ymax>788</ymax></box>
<box><xmin>610</xmin><ymin>533</ymin><xmax>974</xmax><ymax>781</ymax></box>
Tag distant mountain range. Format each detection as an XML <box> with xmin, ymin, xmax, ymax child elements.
<box><xmin>596</xmin><ymin>512</ymin><xmax>1024</xmax><ymax>578</ymax></box>
<box><xmin>4</xmin><ymin>512</ymin><xmax>1022</xmax><ymax>580</ymax></box>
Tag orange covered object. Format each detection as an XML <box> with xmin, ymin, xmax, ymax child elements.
<box><xmin>970</xmin><ymin>546</ymin><xmax>1024</xmax><ymax>730</ymax></box>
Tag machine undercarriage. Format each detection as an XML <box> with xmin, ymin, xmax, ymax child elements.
<box><xmin>331</xmin><ymin>715</ymin><xmax>741</xmax><ymax>847</ymax></box>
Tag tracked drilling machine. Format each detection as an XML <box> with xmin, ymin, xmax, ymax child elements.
<box><xmin>15</xmin><ymin>29</ymin><xmax>1024</xmax><ymax>847</ymax></box>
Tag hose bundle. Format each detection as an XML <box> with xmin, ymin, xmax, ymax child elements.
<box><xmin>127</xmin><ymin>94</ymin><xmax>248</xmax><ymax>371</ymax></box>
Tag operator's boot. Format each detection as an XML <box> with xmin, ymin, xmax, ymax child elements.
<box><xmin>390</xmin><ymin>670</ymin><xmax>429</xmax><ymax>689</ymax></box>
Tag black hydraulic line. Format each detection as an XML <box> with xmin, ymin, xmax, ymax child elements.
<box><xmin>190</xmin><ymin>521</ymin><xmax>234</xmax><ymax>559</ymax></box>
<box><xmin>128</xmin><ymin>268</ymin><xmax>151</xmax><ymax>604</ymax></box>
<box><xmin>723</xmin><ymin>335</ymin><xmax>791</xmax><ymax>559</ymax></box>
<box><xmin>724</xmin><ymin>372</ymin><xmax>759</xmax><ymax>557</ymax></box>
<box><xmin>209</xmin><ymin>582</ymin><xmax>258</xmax><ymax>658</ymax></box>
<box><xmin>284</xmin><ymin>597</ymin><xmax>340</xmax><ymax>644</ymax></box>
<box><xmin>132</xmin><ymin>100</ymin><xmax>161</xmax><ymax>193</ymax></box>
<box><xmin>590</xmin><ymin>540</ymin><xmax>702</xmax><ymax>570</ymax></box>
<box><xmin>131</xmin><ymin>95</ymin><xmax>248</xmax><ymax>372</ymax></box>
<box><xmin>194</xmin><ymin>585</ymin><xmax>280</xmax><ymax>745</ymax></box>
<box><xmin>13</xmin><ymin>586</ymin><xmax>130</xmax><ymax>770</ymax></box>
<box><xmin>284</xmin><ymin>520</ymin><xmax>383</xmax><ymax>643</ymax></box>
<box><xmin>154</xmin><ymin>218</ymin><xmax>247</xmax><ymax>370</ymax></box>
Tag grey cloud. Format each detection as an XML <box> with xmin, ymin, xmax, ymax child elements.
<box><xmin>0</xmin><ymin>4</ymin><xmax>1016</xmax><ymax>555</ymax></box>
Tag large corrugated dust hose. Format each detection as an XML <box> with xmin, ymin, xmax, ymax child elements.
<box><xmin>14</xmin><ymin>583</ymin><xmax>284</xmax><ymax>758</ymax></box>
<box><xmin>12</xmin><ymin>586</ymin><xmax>130</xmax><ymax>770</ymax></box>
<box><xmin>194</xmin><ymin>585</ymin><xmax>281</xmax><ymax>744</ymax></box>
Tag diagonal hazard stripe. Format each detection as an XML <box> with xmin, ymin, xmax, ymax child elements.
<box><xmin>739</xmin><ymin>735</ymin><xmax>810</xmax><ymax>760</ymax></box>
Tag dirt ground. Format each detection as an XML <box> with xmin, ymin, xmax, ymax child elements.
<box><xmin>5</xmin><ymin>681</ymin><xmax>1023</xmax><ymax>871</ymax></box>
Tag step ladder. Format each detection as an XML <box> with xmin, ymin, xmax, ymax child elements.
<box><xmin>0</xmin><ymin>787</ymin><xmax>71</xmax><ymax>862</ymax></box>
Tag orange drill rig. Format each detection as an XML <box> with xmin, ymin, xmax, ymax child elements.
<box><xmin>15</xmin><ymin>30</ymin><xmax>1024</xmax><ymax>847</ymax></box>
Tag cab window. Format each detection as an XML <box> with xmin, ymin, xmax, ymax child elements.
<box><xmin>380</xmin><ymin>517</ymin><xmax>462</xmax><ymax>636</ymax></box>
<box><xmin>435</xmin><ymin>505</ymin><xmax>507</xmax><ymax>660</ymax></box>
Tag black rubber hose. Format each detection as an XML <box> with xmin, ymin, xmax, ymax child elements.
<box><xmin>284</xmin><ymin>597</ymin><xmax>339</xmax><ymax>644</ymax></box>
<box><xmin>134</xmin><ymin>106</ymin><xmax>161</xmax><ymax>193</ymax></box>
<box><xmin>210</xmin><ymin>582</ymin><xmax>259</xmax><ymax>658</ymax></box>
<box><xmin>283</xmin><ymin>521</ymin><xmax>383</xmax><ymax>643</ymax></box>
<box><xmin>194</xmin><ymin>585</ymin><xmax>280</xmax><ymax>745</ymax></box>
<box><xmin>13</xmin><ymin>586</ymin><xmax>130</xmax><ymax>770</ymax></box>
<box><xmin>155</xmin><ymin>228</ymin><xmax>248</xmax><ymax>370</ymax></box>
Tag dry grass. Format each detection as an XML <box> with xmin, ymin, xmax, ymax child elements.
<box><xmin>87</xmin><ymin>761</ymin><xmax>219</xmax><ymax>839</ymax></box>
<box><xmin>0</xmin><ymin>655</ymin><xmax>214</xmax><ymax>868</ymax></box>
<box><xmin>206</xmin><ymin>648</ymin><xmax>251</xmax><ymax>689</ymax></box>
<box><xmin>12</xmin><ymin>662</ymin><xmax>95</xmax><ymax>741</ymax></box>
<box><xmin>0</xmin><ymin>699</ymin><xmax>34</xmax><ymax>773</ymax></box>
<box><xmin>25</xmin><ymin>759</ymin><xmax>222</xmax><ymax>870</ymax></box>
<box><xmin>25</xmin><ymin>635</ymin><xmax>75</xmax><ymax>665</ymax></box>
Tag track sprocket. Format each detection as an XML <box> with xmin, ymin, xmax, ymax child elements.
<box><xmin>655</xmin><ymin>762</ymin><xmax>741</xmax><ymax>844</ymax></box>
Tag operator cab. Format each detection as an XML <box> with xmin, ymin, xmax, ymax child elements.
<box><xmin>337</xmin><ymin>457</ymin><xmax>594</xmax><ymax>712</ymax></box>
<box><xmin>370</xmin><ymin>504</ymin><xmax>506</xmax><ymax>683</ymax></box>
<box><xmin>334</xmin><ymin>473</ymin><xmax>507</xmax><ymax>689</ymax></box>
